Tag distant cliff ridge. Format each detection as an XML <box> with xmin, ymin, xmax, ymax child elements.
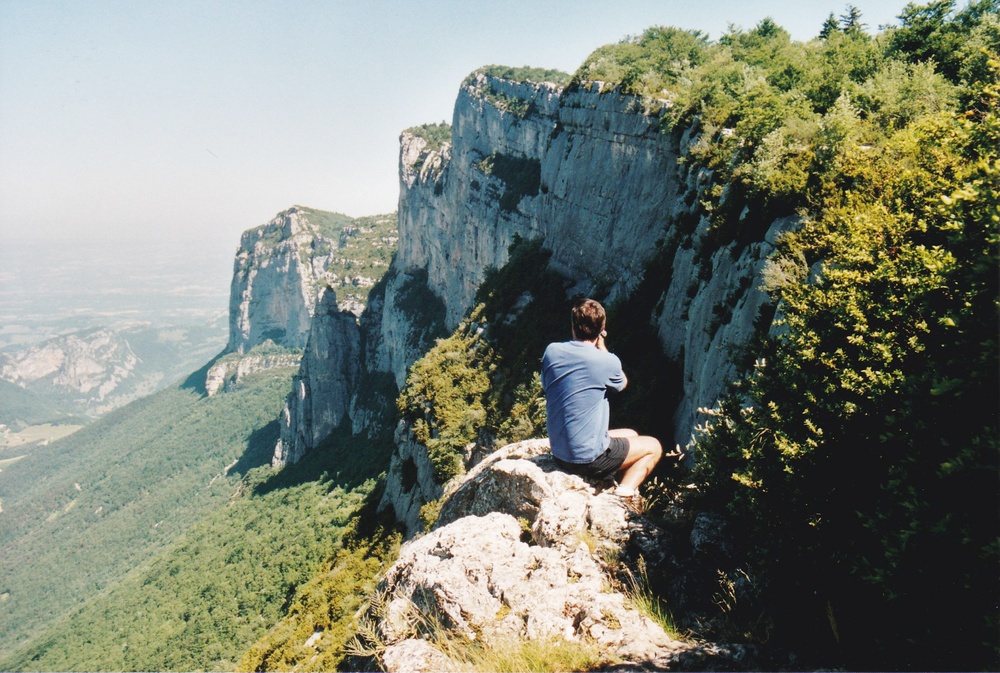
<box><xmin>0</xmin><ymin>321</ymin><xmax>225</xmax><ymax>420</ymax></box>
<box><xmin>226</xmin><ymin>207</ymin><xmax>396</xmax><ymax>355</ymax></box>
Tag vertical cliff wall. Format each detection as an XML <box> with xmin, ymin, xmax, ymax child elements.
<box><xmin>272</xmin><ymin>287</ymin><xmax>361</xmax><ymax>466</ymax></box>
<box><xmin>374</xmin><ymin>72</ymin><xmax>800</xmax><ymax>534</ymax></box>
<box><xmin>394</xmin><ymin>72</ymin><xmax>787</xmax><ymax>453</ymax></box>
<box><xmin>397</xmin><ymin>75</ymin><xmax>678</xmax><ymax>330</ymax></box>
<box><xmin>228</xmin><ymin>207</ymin><xmax>339</xmax><ymax>355</ymax></box>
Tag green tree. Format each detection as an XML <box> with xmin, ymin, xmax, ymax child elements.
<box><xmin>694</xmin><ymin>57</ymin><xmax>1000</xmax><ymax>669</ymax></box>
<box><xmin>819</xmin><ymin>12</ymin><xmax>841</xmax><ymax>39</ymax></box>
<box><xmin>840</xmin><ymin>4</ymin><xmax>867</xmax><ymax>34</ymax></box>
<box><xmin>885</xmin><ymin>0</ymin><xmax>1000</xmax><ymax>84</ymax></box>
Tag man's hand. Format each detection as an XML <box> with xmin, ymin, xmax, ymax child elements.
<box><xmin>597</xmin><ymin>329</ymin><xmax>608</xmax><ymax>351</ymax></box>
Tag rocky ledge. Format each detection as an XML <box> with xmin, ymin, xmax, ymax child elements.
<box><xmin>363</xmin><ymin>439</ymin><xmax>765</xmax><ymax>671</ymax></box>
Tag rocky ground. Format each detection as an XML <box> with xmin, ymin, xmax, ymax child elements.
<box><xmin>357</xmin><ymin>439</ymin><xmax>790</xmax><ymax>671</ymax></box>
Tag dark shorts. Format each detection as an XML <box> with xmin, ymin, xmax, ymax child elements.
<box><xmin>553</xmin><ymin>436</ymin><xmax>630</xmax><ymax>480</ymax></box>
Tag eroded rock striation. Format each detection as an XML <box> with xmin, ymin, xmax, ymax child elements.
<box><xmin>272</xmin><ymin>288</ymin><xmax>361</xmax><ymax>466</ymax></box>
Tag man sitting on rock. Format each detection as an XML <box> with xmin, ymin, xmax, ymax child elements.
<box><xmin>541</xmin><ymin>297</ymin><xmax>662</xmax><ymax>511</ymax></box>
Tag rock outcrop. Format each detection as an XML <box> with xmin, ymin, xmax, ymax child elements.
<box><xmin>227</xmin><ymin>207</ymin><xmax>340</xmax><ymax>355</ymax></box>
<box><xmin>0</xmin><ymin>324</ymin><xmax>223</xmax><ymax>417</ymax></box>
<box><xmin>0</xmin><ymin>328</ymin><xmax>139</xmax><ymax>402</ymax></box>
<box><xmin>204</xmin><ymin>346</ymin><xmax>302</xmax><ymax>397</ymax></box>
<box><xmin>272</xmin><ymin>288</ymin><xmax>361</xmax><ymax>466</ymax></box>
<box><xmin>221</xmin><ymin>207</ymin><xmax>399</xmax><ymax>465</ymax></box>
<box><xmin>364</xmin><ymin>439</ymin><xmax>760</xmax><ymax>671</ymax></box>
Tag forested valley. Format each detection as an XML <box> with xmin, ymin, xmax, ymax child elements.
<box><xmin>0</xmin><ymin>2</ymin><xmax>996</xmax><ymax>671</ymax></box>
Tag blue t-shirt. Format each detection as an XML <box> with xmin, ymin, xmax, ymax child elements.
<box><xmin>541</xmin><ymin>340</ymin><xmax>626</xmax><ymax>464</ymax></box>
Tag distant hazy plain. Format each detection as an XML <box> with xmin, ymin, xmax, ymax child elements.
<box><xmin>0</xmin><ymin>236</ymin><xmax>234</xmax><ymax>349</ymax></box>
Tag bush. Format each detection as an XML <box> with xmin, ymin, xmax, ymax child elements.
<box><xmin>693</xmin><ymin>57</ymin><xmax>1000</xmax><ymax>668</ymax></box>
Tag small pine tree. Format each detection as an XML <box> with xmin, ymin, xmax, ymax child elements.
<box><xmin>819</xmin><ymin>12</ymin><xmax>840</xmax><ymax>39</ymax></box>
<box><xmin>840</xmin><ymin>4</ymin><xmax>866</xmax><ymax>33</ymax></box>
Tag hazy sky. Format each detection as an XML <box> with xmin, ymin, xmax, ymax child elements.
<box><xmin>1</xmin><ymin>0</ymin><xmax>913</xmax><ymax>253</ymax></box>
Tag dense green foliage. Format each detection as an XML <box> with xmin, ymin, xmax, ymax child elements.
<box><xmin>4</xmin><ymin>476</ymin><xmax>367</xmax><ymax>672</ymax></box>
<box><xmin>397</xmin><ymin>311</ymin><xmax>494</xmax><ymax>482</ymax></box>
<box><xmin>570</xmin><ymin>3</ymin><xmax>1000</xmax><ymax>668</ymax></box>
<box><xmin>397</xmin><ymin>238</ymin><xmax>567</xmax><ymax>486</ymax></box>
<box><xmin>0</xmin><ymin>357</ymin><xmax>399</xmax><ymax>671</ymax></box>
<box><xmin>574</xmin><ymin>26</ymin><xmax>710</xmax><ymax>94</ymax></box>
<box><xmin>0</xmin><ymin>363</ymin><xmax>296</xmax><ymax>664</ymax></box>
<box><xmin>0</xmin><ymin>378</ymin><xmax>70</xmax><ymax>429</ymax></box>
<box><xmin>405</xmin><ymin>122</ymin><xmax>452</xmax><ymax>151</ymax></box>
<box><xmin>297</xmin><ymin>208</ymin><xmax>397</xmax><ymax>309</ymax></box>
<box><xmin>238</xmin><ymin>490</ymin><xmax>402</xmax><ymax>672</ymax></box>
<box><xmin>697</xmin><ymin>67</ymin><xmax>998</xmax><ymax>668</ymax></box>
<box><xmin>475</xmin><ymin>64</ymin><xmax>572</xmax><ymax>86</ymax></box>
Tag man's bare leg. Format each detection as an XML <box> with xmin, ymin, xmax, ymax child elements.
<box><xmin>609</xmin><ymin>428</ymin><xmax>662</xmax><ymax>492</ymax></box>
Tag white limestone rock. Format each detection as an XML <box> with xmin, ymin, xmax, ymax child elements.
<box><xmin>204</xmin><ymin>348</ymin><xmax>302</xmax><ymax>397</ymax></box>
<box><xmin>369</xmin><ymin>438</ymin><xmax>701</xmax><ymax>671</ymax></box>
<box><xmin>381</xmin><ymin>638</ymin><xmax>455</xmax><ymax>673</ymax></box>
<box><xmin>228</xmin><ymin>207</ymin><xmax>338</xmax><ymax>355</ymax></box>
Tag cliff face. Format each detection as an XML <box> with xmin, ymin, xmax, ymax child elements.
<box><xmin>221</xmin><ymin>207</ymin><xmax>398</xmax><ymax>466</ymax></box>
<box><xmin>397</xmin><ymin>76</ymin><xmax>678</xmax><ymax>330</ymax></box>
<box><xmin>272</xmin><ymin>288</ymin><xmax>361</xmax><ymax>466</ymax></box>
<box><xmin>228</xmin><ymin>207</ymin><xmax>337</xmax><ymax>355</ymax></box>
<box><xmin>394</xmin><ymin>73</ymin><xmax>786</xmax><ymax>453</ymax></box>
<box><xmin>0</xmin><ymin>322</ymin><xmax>226</xmax><ymax>418</ymax></box>
<box><xmin>0</xmin><ymin>328</ymin><xmax>139</xmax><ymax>415</ymax></box>
<box><xmin>263</xmin><ymin>72</ymin><xmax>788</xmax><ymax>509</ymax></box>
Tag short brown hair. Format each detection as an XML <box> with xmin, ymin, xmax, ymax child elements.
<box><xmin>571</xmin><ymin>298</ymin><xmax>606</xmax><ymax>341</ymax></box>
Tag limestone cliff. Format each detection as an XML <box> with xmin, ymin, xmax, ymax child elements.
<box><xmin>204</xmin><ymin>344</ymin><xmax>302</xmax><ymax>397</ymax></box>
<box><xmin>221</xmin><ymin>207</ymin><xmax>398</xmax><ymax>465</ymax></box>
<box><xmin>395</xmin><ymin>72</ymin><xmax>788</xmax><ymax>452</ymax></box>
<box><xmin>272</xmin><ymin>287</ymin><xmax>361</xmax><ymax>466</ymax></box>
<box><xmin>261</xmin><ymin>212</ymin><xmax>401</xmax><ymax>467</ymax></box>
<box><xmin>0</xmin><ymin>322</ymin><xmax>225</xmax><ymax>418</ymax></box>
<box><xmin>228</xmin><ymin>207</ymin><xmax>334</xmax><ymax>355</ymax></box>
<box><xmin>372</xmin><ymin>72</ymin><xmax>792</xmax><ymax>527</ymax></box>
<box><xmin>397</xmin><ymin>75</ymin><xmax>678</xmax><ymax>330</ymax></box>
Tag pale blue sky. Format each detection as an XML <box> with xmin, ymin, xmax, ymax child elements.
<box><xmin>1</xmin><ymin>0</ymin><xmax>913</xmax><ymax>253</ymax></box>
